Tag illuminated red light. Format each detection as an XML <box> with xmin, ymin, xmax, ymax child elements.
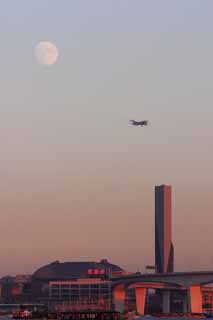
<box><xmin>87</xmin><ymin>268</ymin><xmax>106</xmax><ymax>275</ymax></box>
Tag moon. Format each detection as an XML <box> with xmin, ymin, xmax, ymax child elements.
<box><xmin>35</xmin><ymin>41</ymin><xmax>59</xmax><ymax>66</ymax></box>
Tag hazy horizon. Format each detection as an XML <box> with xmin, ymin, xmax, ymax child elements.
<box><xmin>0</xmin><ymin>0</ymin><xmax>213</xmax><ymax>276</ymax></box>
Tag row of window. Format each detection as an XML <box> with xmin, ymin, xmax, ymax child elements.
<box><xmin>50</xmin><ymin>284</ymin><xmax>110</xmax><ymax>289</ymax></box>
<box><xmin>51</xmin><ymin>294</ymin><xmax>109</xmax><ymax>298</ymax></box>
<box><xmin>50</xmin><ymin>288</ymin><xmax>111</xmax><ymax>292</ymax></box>
<box><xmin>51</xmin><ymin>295</ymin><xmax>111</xmax><ymax>299</ymax></box>
<box><xmin>48</xmin><ymin>298</ymin><xmax>112</xmax><ymax>304</ymax></box>
<box><xmin>50</xmin><ymin>293</ymin><xmax>110</xmax><ymax>298</ymax></box>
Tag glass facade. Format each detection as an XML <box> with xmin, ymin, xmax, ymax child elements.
<box><xmin>49</xmin><ymin>281</ymin><xmax>112</xmax><ymax>309</ymax></box>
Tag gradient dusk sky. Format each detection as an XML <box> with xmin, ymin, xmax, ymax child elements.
<box><xmin>0</xmin><ymin>0</ymin><xmax>213</xmax><ymax>276</ymax></box>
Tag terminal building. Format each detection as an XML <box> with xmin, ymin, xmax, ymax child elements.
<box><xmin>49</xmin><ymin>278</ymin><xmax>112</xmax><ymax>310</ymax></box>
<box><xmin>30</xmin><ymin>259</ymin><xmax>130</xmax><ymax>310</ymax></box>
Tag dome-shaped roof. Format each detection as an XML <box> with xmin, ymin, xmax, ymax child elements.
<box><xmin>33</xmin><ymin>259</ymin><xmax>124</xmax><ymax>281</ymax></box>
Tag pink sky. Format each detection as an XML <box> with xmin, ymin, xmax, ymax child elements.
<box><xmin>0</xmin><ymin>1</ymin><xmax>213</xmax><ymax>276</ymax></box>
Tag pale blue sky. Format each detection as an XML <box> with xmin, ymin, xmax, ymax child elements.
<box><xmin>0</xmin><ymin>0</ymin><xmax>213</xmax><ymax>275</ymax></box>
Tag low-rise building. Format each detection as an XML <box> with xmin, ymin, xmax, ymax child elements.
<box><xmin>49</xmin><ymin>278</ymin><xmax>112</xmax><ymax>310</ymax></box>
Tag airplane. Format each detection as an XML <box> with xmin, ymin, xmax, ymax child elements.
<box><xmin>129</xmin><ymin>120</ymin><xmax>148</xmax><ymax>127</ymax></box>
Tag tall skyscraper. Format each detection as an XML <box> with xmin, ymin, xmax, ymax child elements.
<box><xmin>155</xmin><ymin>185</ymin><xmax>174</xmax><ymax>273</ymax></box>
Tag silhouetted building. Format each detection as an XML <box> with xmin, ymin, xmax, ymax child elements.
<box><xmin>31</xmin><ymin>259</ymin><xmax>124</xmax><ymax>304</ymax></box>
<box><xmin>0</xmin><ymin>260</ymin><xmax>125</xmax><ymax>307</ymax></box>
<box><xmin>155</xmin><ymin>185</ymin><xmax>174</xmax><ymax>273</ymax></box>
<box><xmin>33</xmin><ymin>259</ymin><xmax>123</xmax><ymax>282</ymax></box>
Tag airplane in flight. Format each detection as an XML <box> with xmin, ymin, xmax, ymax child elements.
<box><xmin>129</xmin><ymin>120</ymin><xmax>148</xmax><ymax>127</ymax></box>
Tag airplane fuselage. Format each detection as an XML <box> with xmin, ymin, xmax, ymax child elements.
<box><xmin>129</xmin><ymin>120</ymin><xmax>148</xmax><ymax>126</ymax></box>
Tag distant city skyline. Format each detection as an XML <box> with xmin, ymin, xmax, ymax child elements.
<box><xmin>0</xmin><ymin>0</ymin><xmax>213</xmax><ymax>276</ymax></box>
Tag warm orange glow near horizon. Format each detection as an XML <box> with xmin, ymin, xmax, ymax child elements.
<box><xmin>0</xmin><ymin>1</ymin><xmax>213</xmax><ymax>276</ymax></box>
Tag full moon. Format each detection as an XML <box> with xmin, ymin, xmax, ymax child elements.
<box><xmin>35</xmin><ymin>41</ymin><xmax>59</xmax><ymax>66</ymax></box>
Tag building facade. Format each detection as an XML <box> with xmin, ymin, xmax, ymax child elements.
<box><xmin>155</xmin><ymin>185</ymin><xmax>174</xmax><ymax>273</ymax></box>
<box><xmin>49</xmin><ymin>279</ymin><xmax>112</xmax><ymax>310</ymax></box>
